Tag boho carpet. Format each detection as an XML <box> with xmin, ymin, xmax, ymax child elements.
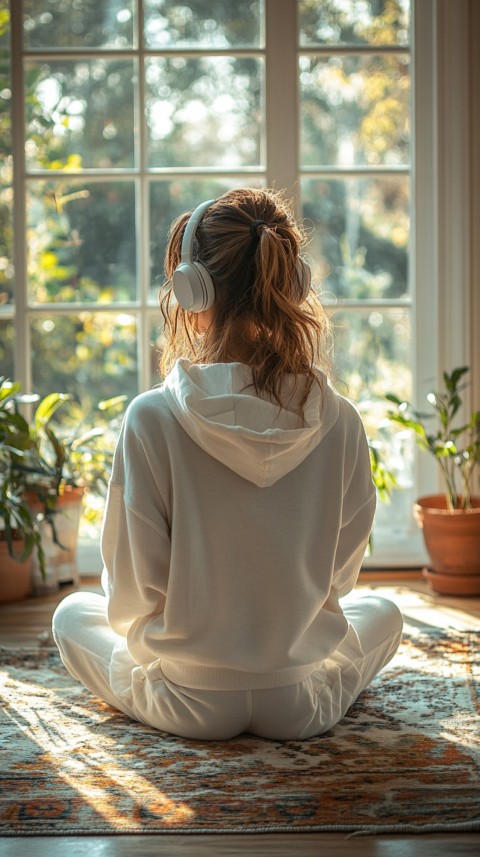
<box><xmin>1</xmin><ymin>622</ymin><xmax>479</xmax><ymax>836</ymax></box>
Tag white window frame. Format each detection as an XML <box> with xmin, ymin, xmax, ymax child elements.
<box><xmin>6</xmin><ymin>1</ymin><xmax>479</xmax><ymax>570</ymax></box>
<box><xmin>369</xmin><ymin>0</ymin><xmax>479</xmax><ymax>565</ymax></box>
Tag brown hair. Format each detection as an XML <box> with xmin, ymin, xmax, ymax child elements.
<box><xmin>160</xmin><ymin>187</ymin><xmax>332</xmax><ymax>408</ymax></box>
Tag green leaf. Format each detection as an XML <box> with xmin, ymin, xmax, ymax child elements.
<box><xmin>385</xmin><ymin>393</ymin><xmax>405</xmax><ymax>406</ymax></box>
<box><xmin>450</xmin><ymin>366</ymin><xmax>469</xmax><ymax>386</ymax></box>
<box><xmin>34</xmin><ymin>393</ymin><xmax>70</xmax><ymax>430</ymax></box>
<box><xmin>9</xmin><ymin>411</ymin><xmax>29</xmax><ymax>433</ymax></box>
<box><xmin>0</xmin><ymin>443</ymin><xmax>28</xmax><ymax>457</ymax></box>
<box><xmin>70</xmin><ymin>428</ymin><xmax>104</xmax><ymax>450</ymax></box>
<box><xmin>98</xmin><ymin>395</ymin><xmax>127</xmax><ymax>411</ymax></box>
<box><xmin>450</xmin><ymin>394</ymin><xmax>462</xmax><ymax>418</ymax></box>
<box><xmin>433</xmin><ymin>440</ymin><xmax>457</xmax><ymax>457</ymax></box>
<box><xmin>389</xmin><ymin>414</ymin><xmax>427</xmax><ymax>437</ymax></box>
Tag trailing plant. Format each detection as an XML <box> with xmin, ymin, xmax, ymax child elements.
<box><xmin>385</xmin><ymin>367</ymin><xmax>480</xmax><ymax>511</ymax></box>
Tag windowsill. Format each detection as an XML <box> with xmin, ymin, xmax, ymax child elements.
<box><xmin>76</xmin><ymin>532</ymin><xmax>428</xmax><ymax>578</ymax></box>
<box><xmin>77</xmin><ymin>538</ymin><xmax>102</xmax><ymax>578</ymax></box>
<box><xmin>363</xmin><ymin>528</ymin><xmax>428</xmax><ymax>569</ymax></box>
<box><xmin>359</xmin><ymin>568</ymin><xmax>423</xmax><ymax>582</ymax></box>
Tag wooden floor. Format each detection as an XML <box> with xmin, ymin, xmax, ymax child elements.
<box><xmin>1</xmin><ymin>572</ymin><xmax>479</xmax><ymax>857</ymax></box>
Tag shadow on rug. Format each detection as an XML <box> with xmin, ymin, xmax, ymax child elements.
<box><xmin>1</xmin><ymin>622</ymin><xmax>479</xmax><ymax>836</ymax></box>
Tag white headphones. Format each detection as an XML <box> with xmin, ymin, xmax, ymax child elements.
<box><xmin>171</xmin><ymin>198</ymin><xmax>311</xmax><ymax>312</ymax></box>
<box><xmin>172</xmin><ymin>199</ymin><xmax>217</xmax><ymax>312</ymax></box>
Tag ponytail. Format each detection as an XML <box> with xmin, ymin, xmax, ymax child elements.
<box><xmin>160</xmin><ymin>188</ymin><xmax>332</xmax><ymax>409</ymax></box>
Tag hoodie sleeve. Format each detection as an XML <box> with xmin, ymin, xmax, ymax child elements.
<box><xmin>100</xmin><ymin>401</ymin><xmax>171</xmax><ymax>639</ymax></box>
<box><xmin>331</xmin><ymin>407</ymin><xmax>376</xmax><ymax>599</ymax></box>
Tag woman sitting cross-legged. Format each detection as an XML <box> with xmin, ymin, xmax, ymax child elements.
<box><xmin>53</xmin><ymin>187</ymin><xmax>403</xmax><ymax>740</ymax></box>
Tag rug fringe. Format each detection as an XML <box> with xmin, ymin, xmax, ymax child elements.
<box><xmin>2</xmin><ymin>821</ymin><xmax>480</xmax><ymax>837</ymax></box>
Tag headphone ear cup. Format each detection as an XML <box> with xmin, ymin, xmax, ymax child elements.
<box><xmin>172</xmin><ymin>261</ymin><xmax>216</xmax><ymax>312</ymax></box>
<box><xmin>171</xmin><ymin>198</ymin><xmax>216</xmax><ymax>312</ymax></box>
<box><xmin>295</xmin><ymin>258</ymin><xmax>311</xmax><ymax>303</ymax></box>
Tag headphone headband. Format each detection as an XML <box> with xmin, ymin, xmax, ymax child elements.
<box><xmin>180</xmin><ymin>199</ymin><xmax>216</xmax><ymax>263</ymax></box>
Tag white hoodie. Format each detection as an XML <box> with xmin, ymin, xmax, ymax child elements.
<box><xmin>101</xmin><ymin>359</ymin><xmax>376</xmax><ymax>691</ymax></box>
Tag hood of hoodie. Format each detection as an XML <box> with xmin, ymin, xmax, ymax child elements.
<box><xmin>162</xmin><ymin>359</ymin><xmax>340</xmax><ymax>488</ymax></box>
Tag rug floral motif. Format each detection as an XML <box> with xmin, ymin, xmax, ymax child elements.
<box><xmin>1</xmin><ymin>623</ymin><xmax>479</xmax><ymax>836</ymax></box>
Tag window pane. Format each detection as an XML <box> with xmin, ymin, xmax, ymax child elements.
<box><xmin>299</xmin><ymin>0</ymin><xmax>410</xmax><ymax>47</ymax></box>
<box><xmin>25</xmin><ymin>59</ymin><xmax>136</xmax><ymax>170</ymax></box>
<box><xmin>149</xmin><ymin>313</ymin><xmax>165</xmax><ymax>387</ymax></box>
<box><xmin>146</xmin><ymin>57</ymin><xmax>263</xmax><ymax>168</ymax></box>
<box><xmin>302</xmin><ymin>176</ymin><xmax>409</xmax><ymax>300</ymax></box>
<box><xmin>0</xmin><ymin>2</ymin><xmax>12</xmax><ymax>307</ymax></box>
<box><xmin>331</xmin><ymin>305</ymin><xmax>414</xmax><ymax>549</ymax></box>
<box><xmin>31</xmin><ymin>312</ymin><xmax>138</xmax><ymax>410</ymax></box>
<box><xmin>0</xmin><ymin>319</ymin><xmax>14</xmax><ymax>378</ymax></box>
<box><xmin>149</xmin><ymin>177</ymin><xmax>265</xmax><ymax>301</ymax></box>
<box><xmin>299</xmin><ymin>54</ymin><xmax>410</xmax><ymax>167</ymax></box>
<box><xmin>144</xmin><ymin>0</ymin><xmax>264</xmax><ymax>49</ymax></box>
<box><xmin>23</xmin><ymin>0</ymin><xmax>136</xmax><ymax>50</ymax></box>
<box><xmin>27</xmin><ymin>181</ymin><xmax>137</xmax><ymax>304</ymax></box>
<box><xmin>0</xmin><ymin>0</ymin><xmax>8</xmax><ymax>49</ymax></box>
<box><xmin>0</xmin><ymin>181</ymin><xmax>13</xmax><ymax>305</ymax></box>
<box><xmin>0</xmin><ymin>4</ymin><xmax>10</xmax><ymax>159</ymax></box>
<box><xmin>330</xmin><ymin>306</ymin><xmax>411</xmax><ymax>404</ymax></box>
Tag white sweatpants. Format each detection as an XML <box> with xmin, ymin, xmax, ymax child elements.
<box><xmin>52</xmin><ymin>592</ymin><xmax>403</xmax><ymax>741</ymax></box>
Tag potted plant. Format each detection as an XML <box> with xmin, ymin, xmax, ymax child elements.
<box><xmin>10</xmin><ymin>386</ymin><xmax>125</xmax><ymax>592</ymax></box>
<box><xmin>0</xmin><ymin>378</ymin><xmax>45</xmax><ymax>603</ymax></box>
<box><xmin>386</xmin><ymin>367</ymin><xmax>480</xmax><ymax>595</ymax></box>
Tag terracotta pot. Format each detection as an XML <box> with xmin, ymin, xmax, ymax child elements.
<box><xmin>414</xmin><ymin>495</ymin><xmax>480</xmax><ymax>595</ymax></box>
<box><xmin>0</xmin><ymin>541</ymin><xmax>32</xmax><ymax>604</ymax></box>
<box><xmin>26</xmin><ymin>484</ymin><xmax>85</xmax><ymax>591</ymax></box>
<box><xmin>421</xmin><ymin>567</ymin><xmax>480</xmax><ymax>596</ymax></box>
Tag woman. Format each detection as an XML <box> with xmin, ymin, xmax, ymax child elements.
<box><xmin>53</xmin><ymin>188</ymin><xmax>402</xmax><ymax>740</ymax></box>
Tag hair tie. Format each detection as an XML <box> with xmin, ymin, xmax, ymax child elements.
<box><xmin>250</xmin><ymin>219</ymin><xmax>267</xmax><ymax>239</ymax></box>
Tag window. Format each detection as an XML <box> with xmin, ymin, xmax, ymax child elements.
<box><xmin>1</xmin><ymin>1</ymin><xmax>477</xmax><ymax>567</ymax></box>
<box><xmin>296</xmin><ymin>1</ymin><xmax>413</xmax><ymax>563</ymax></box>
<box><xmin>3</xmin><ymin>0</ymin><xmax>268</xmax><ymax>408</ymax></box>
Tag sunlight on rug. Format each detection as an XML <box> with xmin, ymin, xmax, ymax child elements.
<box><xmin>1</xmin><ymin>622</ymin><xmax>479</xmax><ymax>837</ymax></box>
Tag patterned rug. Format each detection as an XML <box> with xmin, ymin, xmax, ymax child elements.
<box><xmin>1</xmin><ymin>624</ymin><xmax>479</xmax><ymax>837</ymax></box>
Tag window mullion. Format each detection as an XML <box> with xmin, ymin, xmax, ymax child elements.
<box><xmin>435</xmin><ymin>0</ymin><xmax>472</xmax><ymax>398</ymax></box>
<box><xmin>10</xmin><ymin>0</ymin><xmax>30</xmax><ymax>390</ymax></box>
<box><xmin>138</xmin><ymin>0</ymin><xmax>150</xmax><ymax>393</ymax></box>
<box><xmin>472</xmin><ymin>0</ymin><xmax>480</xmax><ymax>412</ymax></box>
<box><xmin>411</xmin><ymin>0</ymin><xmax>437</xmax><ymax>499</ymax></box>
<box><xmin>265</xmin><ymin>0</ymin><xmax>298</xmax><ymax>212</ymax></box>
